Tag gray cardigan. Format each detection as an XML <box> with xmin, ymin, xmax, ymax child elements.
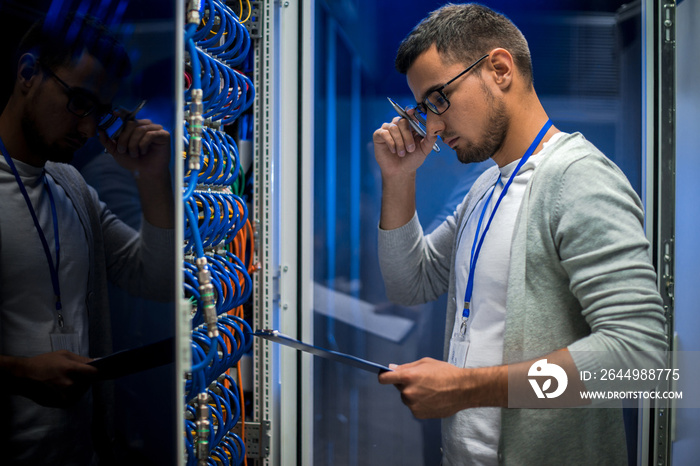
<box><xmin>45</xmin><ymin>162</ymin><xmax>174</xmax><ymax>457</ymax></box>
<box><xmin>378</xmin><ymin>133</ymin><xmax>667</xmax><ymax>464</ymax></box>
<box><xmin>43</xmin><ymin>162</ymin><xmax>175</xmax><ymax>359</ymax></box>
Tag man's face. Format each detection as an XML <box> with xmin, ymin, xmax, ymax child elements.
<box><xmin>22</xmin><ymin>52</ymin><xmax>118</xmax><ymax>164</ymax></box>
<box><xmin>406</xmin><ymin>45</ymin><xmax>509</xmax><ymax>165</ymax></box>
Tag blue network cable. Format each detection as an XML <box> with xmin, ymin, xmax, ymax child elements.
<box><xmin>183</xmin><ymin>0</ymin><xmax>255</xmax><ymax>463</ymax></box>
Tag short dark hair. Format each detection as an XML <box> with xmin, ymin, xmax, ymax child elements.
<box><xmin>17</xmin><ymin>12</ymin><xmax>131</xmax><ymax>78</ymax></box>
<box><xmin>395</xmin><ymin>3</ymin><xmax>533</xmax><ymax>87</ymax></box>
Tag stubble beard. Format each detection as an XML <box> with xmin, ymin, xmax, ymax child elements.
<box><xmin>21</xmin><ymin>103</ymin><xmax>76</xmax><ymax>165</ymax></box>
<box><xmin>454</xmin><ymin>83</ymin><xmax>509</xmax><ymax>165</ymax></box>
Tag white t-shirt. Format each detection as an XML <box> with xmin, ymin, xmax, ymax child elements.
<box><xmin>443</xmin><ymin>132</ymin><xmax>566</xmax><ymax>466</ymax></box>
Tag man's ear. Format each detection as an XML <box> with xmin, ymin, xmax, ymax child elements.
<box><xmin>488</xmin><ymin>48</ymin><xmax>514</xmax><ymax>90</ymax></box>
<box><xmin>17</xmin><ymin>53</ymin><xmax>40</xmax><ymax>91</ymax></box>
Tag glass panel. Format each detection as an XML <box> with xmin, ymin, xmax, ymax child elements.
<box><xmin>673</xmin><ymin>0</ymin><xmax>700</xmax><ymax>463</ymax></box>
<box><xmin>76</xmin><ymin>6</ymin><xmax>178</xmax><ymax>463</ymax></box>
<box><xmin>312</xmin><ymin>1</ymin><xmax>642</xmax><ymax>464</ymax></box>
<box><xmin>0</xmin><ymin>2</ymin><xmax>178</xmax><ymax>463</ymax></box>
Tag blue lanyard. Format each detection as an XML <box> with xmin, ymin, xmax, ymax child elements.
<box><xmin>0</xmin><ymin>137</ymin><xmax>63</xmax><ymax>326</ymax></box>
<box><xmin>461</xmin><ymin>119</ymin><xmax>552</xmax><ymax>331</ymax></box>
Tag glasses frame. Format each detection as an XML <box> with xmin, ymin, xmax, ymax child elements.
<box><xmin>42</xmin><ymin>66</ymin><xmax>118</xmax><ymax>130</ymax></box>
<box><xmin>416</xmin><ymin>53</ymin><xmax>490</xmax><ymax>116</ymax></box>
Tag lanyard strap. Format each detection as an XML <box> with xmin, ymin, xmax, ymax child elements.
<box><xmin>0</xmin><ymin>137</ymin><xmax>63</xmax><ymax>324</ymax></box>
<box><xmin>462</xmin><ymin>119</ymin><xmax>552</xmax><ymax>322</ymax></box>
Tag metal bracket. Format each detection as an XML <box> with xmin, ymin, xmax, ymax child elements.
<box><xmin>663</xmin><ymin>3</ymin><xmax>675</xmax><ymax>44</ymax></box>
<box><xmin>272</xmin><ymin>266</ymin><xmax>281</xmax><ymax>305</ymax></box>
<box><xmin>652</xmin><ymin>2</ymin><xmax>676</xmax><ymax>465</ymax></box>
<box><xmin>244</xmin><ymin>1</ymin><xmax>263</xmax><ymax>39</ymax></box>
<box><xmin>663</xmin><ymin>238</ymin><xmax>675</xmax><ymax>306</ymax></box>
<box><xmin>232</xmin><ymin>420</ymin><xmax>271</xmax><ymax>459</ymax></box>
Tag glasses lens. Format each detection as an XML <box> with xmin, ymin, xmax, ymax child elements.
<box><xmin>426</xmin><ymin>90</ymin><xmax>448</xmax><ymax>115</ymax></box>
<box><xmin>67</xmin><ymin>92</ymin><xmax>95</xmax><ymax>117</ymax></box>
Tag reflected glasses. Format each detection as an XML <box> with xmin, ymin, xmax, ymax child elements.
<box><xmin>42</xmin><ymin>67</ymin><xmax>119</xmax><ymax>130</ymax></box>
<box><xmin>415</xmin><ymin>54</ymin><xmax>489</xmax><ymax>116</ymax></box>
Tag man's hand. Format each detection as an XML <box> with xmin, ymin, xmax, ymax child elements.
<box><xmin>374</xmin><ymin>110</ymin><xmax>439</xmax><ymax>230</ymax></box>
<box><xmin>98</xmin><ymin>118</ymin><xmax>174</xmax><ymax>229</ymax></box>
<box><xmin>378</xmin><ymin>350</ymin><xmax>591</xmax><ymax>419</ymax></box>
<box><xmin>372</xmin><ymin>112</ymin><xmax>435</xmax><ymax>179</ymax></box>
<box><xmin>5</xmin><ymin>351</ymin><xmax>98</xmax><ymax>408</ymax></box>
<box><xmin>98</xmin><ymin>118</ymin><xmax>171</xmax><ymax>180</ymax></box>
<box><xmin>378</xmin><ymin>357</ymin><xmax>508</xmax><ymax>419</ymax></box>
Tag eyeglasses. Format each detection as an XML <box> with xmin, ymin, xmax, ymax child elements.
<box><xmin>42</xmin><ymin>67</ymin><xmax>119</xmax><ymax>130</ymax></box>
<box><xmin>415</xmin><ymin>54</ymin><xmax>490</xmax><ymax>116</ymax></box>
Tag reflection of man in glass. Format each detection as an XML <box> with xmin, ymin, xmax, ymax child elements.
<box><xmin>0</xmin><ymin>13</ymin><xmax>174</xmax><ymax>464</ymax></box>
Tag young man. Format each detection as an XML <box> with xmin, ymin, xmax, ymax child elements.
<box><xmin>375</xmin><ymin>4</ymin><xmax>667</xmax><ymax>465</ymax></box>
<box><xmin>0</xmin><ymin>14</ymin><xmax>174</xmax><ymax>464</ymax></box>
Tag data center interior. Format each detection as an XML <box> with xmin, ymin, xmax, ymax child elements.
<box><xmin>0</xmin><ymin>0</ymin><xmax>698</xmax><ymax>465</ymax></box>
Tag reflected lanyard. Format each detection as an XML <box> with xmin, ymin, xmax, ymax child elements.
<box><xmin>0</xmin><ymin>137</ymin><xmax>63</xmax><ymax>327</ymax></box>
<box><xmin>460</xmin><ymin>119</ymin><xmax>552</xmax><ymax>335</ymax></box>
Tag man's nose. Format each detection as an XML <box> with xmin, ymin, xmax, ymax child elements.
<box><xmin>425</xmin><ymin>112</ymin><xmax>445</xmax><ymax>137</ymax></box>
<box><xmin>77</xmin><ymin>113</ymin><xmax>99</xmax><ymax>138</ymax></box>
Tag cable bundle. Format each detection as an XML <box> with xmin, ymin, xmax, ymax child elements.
<box><xmin>190</xmin><ymin>0</ymin><xmax>251</xmax><ymax>67</ymax></box>
<box><xmin>184</xmin><ymin>192</ymin><xmax>248</xmax><ymax>252</ymax></box>
<box><xmin>183</xmin><ymin>0</ymin><xmax>255</xmax><ymax>464</ymax></box>
<box><xmin>184</xmin><ymin>127</ymin><xmax>241</xmax><ymax>186</ymax></box>
<box><xmin>185</xmin><ymin>374</ymin><xmax>248</xmax><ymax>466</ymax></box>
<box><xmin>187</xmin><ymin>316</ymin><xmax>253</xmax><ymax>402</ymax></box>
<box><xmin>186</xmin><ymin>47</ymin><xmax>255</xmax><ymax>125</ymax></box>
<box><xmin>184</xmin><ymin>0</ymin><xmax>255</xmax><ymax>126</ymax></box>
<box><xmin>184</xmin><ymin>255</ymin><xmax>252</xmax><ymax>328</ymax></box>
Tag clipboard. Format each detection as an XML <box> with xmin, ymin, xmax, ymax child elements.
<box><xmin>89</xmin><ymin>337</ymin><xmax>174</xmax><ymax>380</ymax></box>
<box><xmin>254</xmin><ymin>329</ymin><xmax>391</xmax><ymax>374</ymax></box>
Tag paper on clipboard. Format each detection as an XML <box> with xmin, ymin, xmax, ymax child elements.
<box><xmin>253</xmin><ymin>329</ymin><xmax>392</xmax><ymax>374</ymax></box>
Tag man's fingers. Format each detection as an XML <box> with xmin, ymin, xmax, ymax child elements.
<box><xmin>57</xmin><ymin>350</ymin><xmax>91</xmax><ymax>362</ymax></box>
<box><xmin>68</xmin><ymin>363</ymin><xmax>98</xmax><ymax>376</ymax></box>
<box><xmin>54</xmin><ymin>351</ymin><xmax>98</xmax><ymax>376</ymax></box>
<box><xmin>137</xmin><ymin>128</ymin><xmax>170</xmax><ymax>156</ymax></box>
<box><xmin>420</xmin><ymin>131</ymin><xmax>439</xmax><ymax>153</ymax></box>
<box><xmin>386</xmin><ymin>122</ymin><xmax>409</xmax><ymax>156</ymax></box>
<box><xmin>374</xmin><ymin>124</ymin><xmax>398</xmax><ymax>154</ymax></box>
<box><xmin>378</xmin><ymin>364</ymin><xmax>405</xmax><ymax>385</ymax></box>
<box><xmin>389</xmin><ymin>117</ymin><xmax>420</xmax><ymax>156</ymax></box>
<box><xmin>97</xmin><ymin>128</ymin><xmax>115</xmax><ymax>153</ymax></box>
<box><xmin>374</xmin><ymin>116</ymin><xmax>422</xmax><ymax>157</ymax></box>
<box><xmin>396</xmin><ymin>117</ymin><xmax>417</xmax><ymax>153</ymax></box>
<box><xmin>100</xmin><ymin>120</ymin><xmax>165</xmax><ymax>158</ymax></box>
